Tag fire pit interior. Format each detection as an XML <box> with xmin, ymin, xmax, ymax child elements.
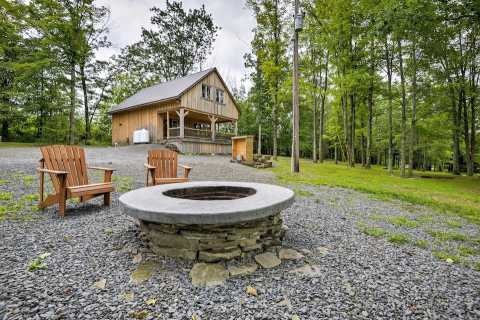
<box><xmin>120</xmin><ymin>181</ymin><xmax>294</xmax><ymax>262</ymax></box>
<box><xmin>163</xmin><ymin>186</ymin><xmax>256</xmax><ymax>200</ymax></box>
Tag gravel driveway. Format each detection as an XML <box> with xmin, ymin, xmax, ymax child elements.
<box><xmin>0</xmin><ymin>145</ymin><xmax>479</xmax><ymax>319</ymax></box>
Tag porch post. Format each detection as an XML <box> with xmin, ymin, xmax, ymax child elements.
<box><xmin>176</xmin><ymin>108</ymin><xmax>189</xmax><ymax>139</ymax></box>
<box><xmin>166</xmin><ymin>111</ymin><xmax>170</xmax><ymax>139</ymax></box>
<box><xmin>209</xmin><ymin>115</ymin><xmax>218</xmax><ymax>141</ymax></box>
<box><xmin>234</xmin><ymin>121</ymin><xmax>238</xmax><ymax>135</ymax></box>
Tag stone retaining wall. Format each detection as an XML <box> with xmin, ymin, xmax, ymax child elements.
<box><xmin>139</xmin><ymin>213</ymin><xmax>285</xmax><ymax>262</ymax></box>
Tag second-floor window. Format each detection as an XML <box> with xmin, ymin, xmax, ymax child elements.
<box><xmin>216</xmin><ymin>89</ymin><xmax>225</xmax><ymax>104</ymax></box>
<box><xmin>201</xmin><ymin>84</ymin><xmax>211</xmax><ymax>100</ymax></box>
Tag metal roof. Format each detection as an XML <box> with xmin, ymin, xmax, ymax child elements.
<box><xmin>109</xmin><ymin>68</ymin><xmax>215</xmax><ymax>114</ymax></box>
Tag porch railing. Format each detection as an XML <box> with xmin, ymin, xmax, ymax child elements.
<box><xmin>169</xmin><ymin>127</ymin><xmax>180</xmax><ymax>137</ymax></box>
<box><xmin>168</xmin><ymin>127</ymin><xmax>234</xmax><ymax>141</ymax></box>
<box><xmin>185</xmin><ymin>128</ymin><xmax>211</xmax><ymax>138</ymax></box>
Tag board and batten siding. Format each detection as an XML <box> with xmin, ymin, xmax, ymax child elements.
<box><xmin>111</xmin><ymin>100</ymin><xmax>179</xmax><ymax>144</ymax></box>
<box><xmin>180</xmin><ymin>71</ymin><xmax>239</xmax><ymax>120</ymax></box>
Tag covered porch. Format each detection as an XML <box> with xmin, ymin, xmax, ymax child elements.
<box><xmin>157</xmin><ymin>107</ymin><xmax>237</xmax><ymax>145</ymax></box>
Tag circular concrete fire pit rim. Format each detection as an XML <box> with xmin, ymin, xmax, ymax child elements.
<box><xmin>119</xmin><ymin>181</ymin><xmax>295</xmax><ymax>225</ymax></box>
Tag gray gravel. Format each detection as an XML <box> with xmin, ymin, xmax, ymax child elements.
<box><xmin>1</xmin><ymin>145</ymin><xmax>479</xmax><ymax>319</ymax></box>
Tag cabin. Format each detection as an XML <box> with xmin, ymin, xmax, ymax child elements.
<box><xmin>109</xmin><ymin>68</ymin><xmax>239</xmax><ymax>154</ymax></box>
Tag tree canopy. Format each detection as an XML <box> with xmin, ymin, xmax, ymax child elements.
<box><xmin>241</xmin><ymin>0</ymin><xmax>479</xmax><ymax>176</ymax></box>
<box><xmin>0</xmin><ymin>0</ymin><xmax>478</xmax><ymax>176</ymax></box>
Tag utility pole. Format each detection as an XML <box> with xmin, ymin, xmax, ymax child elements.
<box><xmin>291</xmin><ymin>0</ymin><xmax>302</xmax><ymax>173</ymax></box>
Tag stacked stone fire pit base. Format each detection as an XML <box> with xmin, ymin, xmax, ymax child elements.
<box><xmin>120</xmin><ymin>181</ymin><xmax>295</xmax><ymax>262</ymax></box>
<box><xmin>140</xmin><ymin>213</ymin><xmax>285</xmax><ymax>262</ymax></box>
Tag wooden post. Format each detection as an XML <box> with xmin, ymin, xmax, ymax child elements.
<box><xmin>291</xmin><ymin>0</ymin><xmax>301</xmax><ymax>173</ymax></box>
<box><xmin>176</xmin><ymin>108</ymin><xmax>189</xmax><ymax>139</ymax></box>
<box><xmin>209</xmin><ymin>115</ymin><xmax>217</xmax><ymax>141</ymax></box>
<box><xmin>234</xmin><ymin>121</ymin><xmax>238</xmax><ymax>135</ymax></box>
<box><xmin>166</xmin><ymin>111</ymin><xmax>170</xmax><ymax>139</ymax></box>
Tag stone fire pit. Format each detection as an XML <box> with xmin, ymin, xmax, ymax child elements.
<box><xmin>120</xmin><ymin>181</ymin><xmax>294</xmax><ymax>261</ymax></box>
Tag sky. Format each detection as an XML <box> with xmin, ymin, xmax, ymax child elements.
<box><xmin>95</xmin><ymin>0</ymin><xmax>256</xmax><ymax>90</ymax></box>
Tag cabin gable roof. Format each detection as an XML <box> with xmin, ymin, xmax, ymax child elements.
<box><xmin>109</xmin><ymin>67</ymin><xmax>240</xmax><ymax>115</ymax></box>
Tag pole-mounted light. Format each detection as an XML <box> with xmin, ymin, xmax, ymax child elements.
<box><xmin>295</xmin><ymin>11</ymin><xmax>305</xmax><ymax>32</ymax></box>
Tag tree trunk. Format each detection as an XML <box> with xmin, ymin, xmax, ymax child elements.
<box><xmin>385</xmin><ymin>40</ymin><xmax>394</xmax><ymax>174</ymax></box>
<box><xmin>80</xmin><ymin>63</ymin><xmax>90</xmax><ymax>144</ymax></box>
<box><xmin>469</xmin><ymin>94</ymin><xmax>476</xmax><ymax>175</ymax></box>
<box><xmin>37</xmin><ymin>70</ymin><xmax>45</xmax><ymax>139</ymax></box>
<box><xmin>271</xmin><ymin>79</ymin><xmax>279</xmax><ymax>159</ymax></box>
<box><xmin>272</xmin><ymin>0</ymin><xmax>280</xmax><ymax>161</ymax></box>
<box><xmin>461</xmin><ymin>86</ymin><xmax>473</xmax><ymax>176</ymax></box>
<box><xmin>366</xmin><ymin>76</ymin><xmax>373</xmax><ymax>169</ymax></box>
<box><xmin>68</xmin><ymin>61</ymin><xmax>76</xmax><ymax>145</ymax></box>
<box><xmin>349</xmin><ymin>93</ymin><xmax>355</xmax><ymax>167</ymax></box>
<box><xmin>408</xmin><ymin>44</ymin><xmax>418</xmax><ymax>177</ymax></box>
<box><xmin>467</xmin><ymin>40</ymin><xmax>477</xmax><ymax>176</ymax></box>
<box><xmin>319</xmin><ymin>94</ymin><xmax>325</xmax><ymax>163</ymax></box>
<box><xmin>272</xmin><ymin>101</ymin><xmax>278</xmax><ymax>160</ymax></box>
<box><xmin>450</xmin><ymin>84</ymin><xmax>461</xmax><ymax>175</ymax></box>
<box><xmin>341</xmin><ymin>93</ymin><xmax>349</xmax><ymax>164</ymax></box>
<box><xmin>312</xmin><ymin>87</ymin><xmax>318</xmax><ymax>163</ymax></box>
<box><xmin>398</xmin><ymin>39</ymin><xmax>407</xmax><ymax>177</ymax></box>
<box><xmin>258</xmin><ymin>124</ymin><xmax>262</xmax><ymax>155</ymax></box>
<box><xmin>318</xmin><ymin>53</ymin><xmax>329</xmax><ymax>163</ymax></box>
<box><xmin>1</xmin><ymin>120</ymin><xmax>8</xmax><ymax>141</ymax></box>
<box><xmin>334</xmin><ymin>144</ymin><xmax>338</xmax><ymax>164</ymax></box>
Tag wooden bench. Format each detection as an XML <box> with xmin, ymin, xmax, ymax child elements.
<box><xmin>37</xmin><ymin>145</ymin><xmax>115</xmax><ymax>216</ymax></box>
<box><xmin>144</xmin><ymin>149</ymin><xmax>192</xmax><ymax>186</ymax></box>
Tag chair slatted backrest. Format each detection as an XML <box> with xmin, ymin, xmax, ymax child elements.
<box><xmin>148</xmin><ymin>149</ymin><xmax>178</xmax><ymax>179</ymax></box>
<box><xmin>40</xmin><ymin>145</ymin><xmax>88</xmax><ymax>191</ymax></box>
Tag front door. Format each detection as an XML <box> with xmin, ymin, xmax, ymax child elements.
<box><xmin>157</xmin><ymin>113</ymin><xmax>164</xmax><ymax>142</ymax></box>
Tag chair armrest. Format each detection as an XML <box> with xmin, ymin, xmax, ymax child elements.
<box><xmin>88</xmin><ymin>166</ymin><xmax>115</xmax><ymax>183</ymax></box>
<box><xmin>37</xmin><ymin>168</ymin><xmax>68</xmax><ymax>175</ymax></box>
<box><xmin>144</xmin><ymin>163</ymin><xmax>156</xmax><ymax>170</ymax></box>
<box><xmin>88</xmin><ymin>166</ymin><xmax>116</xmax><ymax>172</ymax></box>
<box><xmin>179</xmin><ymin>164</ymin><xmax>192</xmax><ymax>178</ymax></box>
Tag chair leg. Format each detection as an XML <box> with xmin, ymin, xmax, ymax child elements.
<box><xmin>58</xmin><ymin>192</ymin><xmax>66</xmax><ymax>217</ymax></box>
<box><xmin>58</xmin><ymin>175</ymin><xmax>67</xmax><ymax>217</ymax></box>
<box><xmin>104</xmin><ymin>193</ymin><xmax>111</xmax><ymax>206</ymax></box>
<box><xmin>39</xmin><ymin>175</ymin><xmax>44</xmax><ymax>204</ymax></box>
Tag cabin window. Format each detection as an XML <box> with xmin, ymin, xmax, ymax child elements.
<box><xmin>201</xmin><ymin>84</ymin><xmax>211</xmax><ymax>100</ymax></box>
<box><xmin>216</xmin><ymin>89</ymin><xmax>225</xmax><ymax>104</ymax></box>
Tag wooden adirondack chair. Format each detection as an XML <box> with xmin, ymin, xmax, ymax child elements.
<box><xmin>144</xmin><ymin>149</ymin><xmax>192</xmax><ymax>186</ymax></box>
<box><xmin>37</xmin><ymin>145</ymin><xmax>116</xmax><ymax>217</ymax></box>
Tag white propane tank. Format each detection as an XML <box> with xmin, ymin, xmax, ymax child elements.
<box><xmin>133</xmin><ymin>129</ymin><xmax>150</xmax><ymax>144</ymax></box>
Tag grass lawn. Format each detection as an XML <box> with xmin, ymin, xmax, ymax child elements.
<box><xmin>0</xmin><ymin>142</ymin><xmax>111</xmax><ymax>148</ymax></box>
<box><xmin>0</xmin><ymin>142</ymin><xmax>42</xmax><ymax>148</ymax></box>
<box><xmin>271</xmin><ymin>157</ymin><xmax>480</xmax><ymax>224</ymax></box>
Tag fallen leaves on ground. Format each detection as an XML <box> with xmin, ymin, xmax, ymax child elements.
<box><xmin>246</xmin><ymin>286</ymin><xmax>257</xmax><ymax>296</ymax></box>
<box><xmin>93</xmin><ymin>279</ymin><xmax>106</xmax><ymax>289</ymax></box>
<box><xmin>133</xmin><ymin>253</ymin><xmax>143</xmax><ymax>264</ymax></box>
<box><xmin>120</xmin><ymin>292</ymin><xmax>134</xmax><ymax>301</ymax></box>
<box><xmin>128</xmin><ymin>310</ymin><xmax>149</xmax><ymax>319</ymax></box>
